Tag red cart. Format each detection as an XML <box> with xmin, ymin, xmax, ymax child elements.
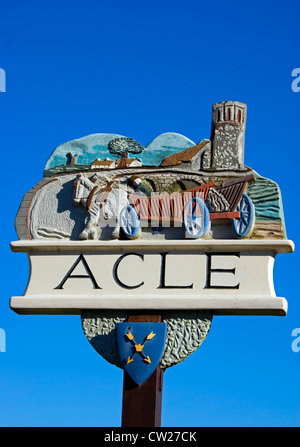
<box><xmin>120</xmin><ymin>174</ymin><xmax>255</xmax><ymax>239</ymax></box>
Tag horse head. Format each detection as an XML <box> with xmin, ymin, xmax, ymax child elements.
<box><xmin>73</xmin><ymin>174</ymin><xmax>97</xmax><ymax>207</ymax></box>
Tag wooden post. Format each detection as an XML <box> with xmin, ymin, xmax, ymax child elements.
<box><xmin>121</xmin><ymin>314</ymin><xmax>164</xmax><ymax>427</ymax></box>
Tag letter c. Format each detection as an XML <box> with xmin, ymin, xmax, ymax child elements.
<box><xmin>182</xmin><ymin>432</ymin><xmax>189</xmax><ymax>442</ymax></box>
<box><xmin>148</xmin><ymin>432</ymin><xmax>155</xmax><ymax>442</ymax></box>
<box><xmin>113</xmin><ymin>253</ymin><xmax>144</xmax><ymax>289</ymax></box>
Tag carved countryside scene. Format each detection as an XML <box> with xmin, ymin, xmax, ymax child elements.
<box><xmin>16</xmin><ymin>101</ymin><xmax>285</xmax><ymax>243</ymax></box>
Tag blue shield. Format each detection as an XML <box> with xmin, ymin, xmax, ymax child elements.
<box><xmin>117</xmin><ymin>322</ymin><xmax>167</xmax><ymax>385</ymax></box>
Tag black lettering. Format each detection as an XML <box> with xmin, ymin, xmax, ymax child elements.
<box><xmin>113</xmin><ymin>253</ymin><xmax>144</xmax><ymax>289</ymax></box>
<box><xmin>55</xmin><ymin>253</ymin><xmax>101</xmax><ymax>290</ymax></box>
<box><xmin>157</xmin><ymin>252</ymin><xmax>193</xmax><ymax>289</ymax></box>
<box><xmin>205</xmin><ymin>252</ymin><xmax>240</xmax><ymax>289</ymax></box>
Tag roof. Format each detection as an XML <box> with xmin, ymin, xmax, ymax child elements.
<box><xmin>160</xmin><ymin>141</ymin><xmax>209</xmax><ymax>167</ymax></box>
<box><xmin>115</xmin><ymin>153</ymin><xmax>142</xmax><ymax>168</ymax></box>
<box><xmin>91</xmin><ymin>159</ymin><xmax>115</xmax><ymax>167</ymax></box>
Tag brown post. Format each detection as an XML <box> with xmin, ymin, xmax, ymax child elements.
<box><xmin>121</xmin><ymin>314</ymin><xmax>164</xmax><ymax>427</ymax></box>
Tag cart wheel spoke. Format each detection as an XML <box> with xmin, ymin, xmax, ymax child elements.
<box><xmin>193</xmin><ymin>220</ymin><xmax>204</xmax><ymax>230</ymax></box>
<box><xmin>242</xmin><ymin>217</ymin><xmax>249</xmax><ymax>227</ymax></box>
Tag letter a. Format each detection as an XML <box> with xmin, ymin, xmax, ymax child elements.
<box><xmin>291</xmin><ymin>68</ymin><xmax>300</xmax><ymax>93</ymax></box>
<box><xmin>55</xmin><ymin>254</ymin><xmax>101</xmax><ymax>289</ymax></box>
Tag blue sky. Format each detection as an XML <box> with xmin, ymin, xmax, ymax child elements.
<box><xmin>1</xmin><ymin>0</ymin><xmax>300</xmax><ymax>427</ymax></box>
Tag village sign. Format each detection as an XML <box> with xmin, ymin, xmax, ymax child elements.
<box><xmin>11</xmin><ymin>101</ymin><xmax>294</xmax><ymax>392</ymax></box>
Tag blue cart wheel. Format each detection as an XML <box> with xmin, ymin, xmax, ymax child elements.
<box><xmin>183</xmin><ymin>197</ymin><xmax>210</xmax><ymax>238</ymax></box>
<box><xmin>232</xmin><ymin>193</ymin><xmax>255</xmax><ymax>238</ymax></box>
<box><xmin>120</xmin><ymin>205</ymin><xmax>141</xmax><ymax>239</ymax></box>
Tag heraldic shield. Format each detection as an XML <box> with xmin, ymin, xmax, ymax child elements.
<box><xmin>117</xmin><ymin>322</ymin><xmax>167</xmax><ymax>385</ymax></box>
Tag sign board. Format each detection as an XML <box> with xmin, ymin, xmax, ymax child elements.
<box><xmin>11</xmin><ymin>100</ymin><xmax>294</xmax><ymax>387</ymax></box>
<box><xmin>11</xmin><ymin>239</ymin><xmax>292</xmax><ymax>315</ymax></box>
<box><xmin>11</xmin><ymin>100</ymin><xmax>293</xmax><ymax>316</ymax></box>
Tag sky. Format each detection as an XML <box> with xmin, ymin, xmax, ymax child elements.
<box><xmin>1</xmin><ymin>0</ymin><xmax>300</xmax><ymax>427</ymax></box>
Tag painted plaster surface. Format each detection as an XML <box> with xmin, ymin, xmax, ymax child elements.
<box><xmin>16</xmin><ymin>101</ymin><xmax>288</xmax><ymax>243</ymax></box>
<box><xmin>44</xmin><ymin>132</ymin><xmax>196</xmax><ymax>176</ymax></box>
<box><xmin>81</xmin><ymin>310</ymin><xmax>212</xmax><ymax>369</ymax></box>
<box><xmin>11</xmin><ymin>100</ymin><xmax>294</xmax><ymax>370</ymax></box>
<box><xmin>17</xmin><ymin>168</ymin><xmax>286</xmax><ymax>242</ymax></box>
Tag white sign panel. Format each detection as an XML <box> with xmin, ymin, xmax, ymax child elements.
<box><xmin>10</xmin><ymin>240</ymin><xmax>294</xmax><ymax>316</ymax></box>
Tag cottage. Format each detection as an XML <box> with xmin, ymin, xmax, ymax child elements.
<box><xmin>115</xmin><ymin>153</ymin><xmax>142</xmax><ymax>168</ymax></box>
<box><xmin>91</xmin><ymin>158</ymin><xmax>115</xmax><ymax>169</ymax></box>
<box><xmin>160</xmin><ymin>140</ymin><xmax>211</xmax><ymax>170</ymax></box>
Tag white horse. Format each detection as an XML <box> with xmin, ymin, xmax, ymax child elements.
<box><xmin>73</xmin><ymin>173</ymin><xmax>129</xmax><ymax>240</ymax></box>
